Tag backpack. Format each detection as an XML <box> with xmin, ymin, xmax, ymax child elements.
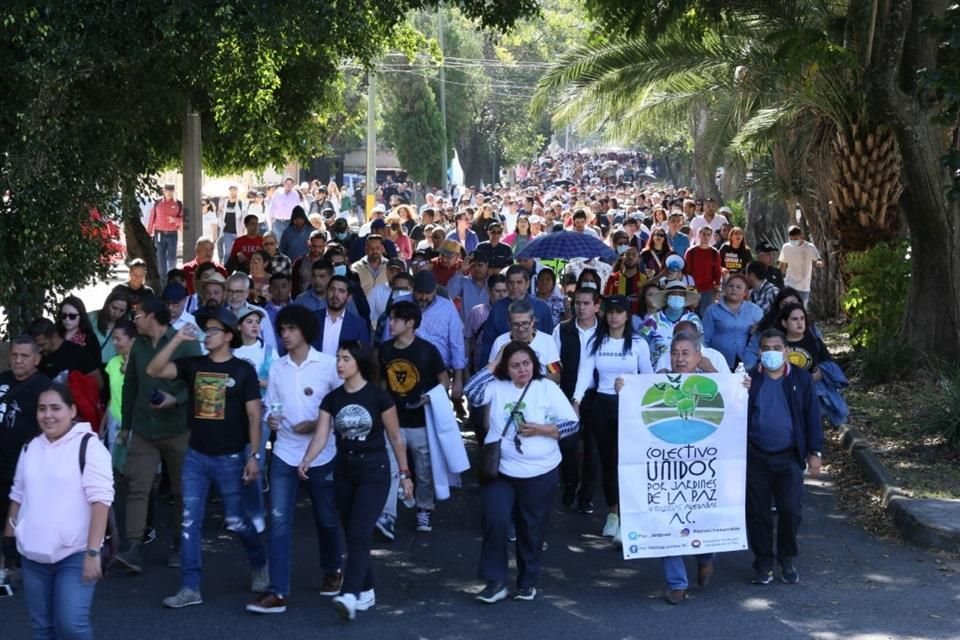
<box><xmin>23</xmin><ymin>433</ymin><xmax>120</xmax><ymax>569</ymax></box>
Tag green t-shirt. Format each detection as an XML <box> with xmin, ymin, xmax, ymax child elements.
<box><xmin>105</xmin><ymin>355</ymin><xmax>125</xmax><ymax>421</ymax></box>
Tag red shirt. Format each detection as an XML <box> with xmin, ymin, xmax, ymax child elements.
<box><xmin>683</xmin><ymin>246</ymin><xmax>723</xmax><ymax>292</ymax></box>
<box><xmin>228</xmin><ymin>235</ymin><xmax>264</xmax><ymax>271</ymax></box>
<box><xmin>148</xmin><ymin>198</ymin><xmax>183</xmax><ymax>233</ymax></box>
<box><xmin>603</xmin><ymin>271</ymin><xmax>649</xmax><ymax>315</ymax></box>
<box><xmin>431</xmin><ymin>257</ymin><xmax>462</xmax><ymax>286</ymax></box>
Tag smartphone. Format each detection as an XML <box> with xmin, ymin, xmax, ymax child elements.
<box><xmin>511</xmin><ymin>410</ymin><xmax>525</xmax><ymax>426</ymax></box>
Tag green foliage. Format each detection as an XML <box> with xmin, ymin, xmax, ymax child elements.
<box><xmin>725</xmin><ymin>199</ymin><xmax>748</xmax><ymax>228</ymax></box>
<box><xmin>841</xmin><ymin>241</ymin><xmax>911</xmax><ymax>348</ymax></box>
<box><xmin>849</xmin><ymin>332</ymin><xmax>918</xmax><ymax>387</ymax></box>
<box><xmin>0</xmin><ymin>0</ymin><xmax>536</xmax><ymax>331</ymax></box>
<box><xmin>381</xmin><ymin>73</ymin><xmax>448</xmax><ymax>185</ymax></box>
<box><xmin>918</xmin><ymin>365</ymin><xmax>960</xmax><ymax>451</ymax></box>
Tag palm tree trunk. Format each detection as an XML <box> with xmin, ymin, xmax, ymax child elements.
<box><xmin>691</xmin><ymin>101</ymin><xmax>722</xmax><ymax>202</ymax></box>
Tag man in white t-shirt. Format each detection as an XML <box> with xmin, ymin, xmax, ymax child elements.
<box><xmin>689</xmin><ymin>198</ymin><xmax>729</xmax><ymax>246</ymax></box>
<box><xmin>489</xmin><ymin>298</ymin><xmax>561</xmax><ymax>383</ymax></box>
<box><xmin>777</xmin><ymin>226</ymin><xmax>823</xmax><ymax>308</ymax></box>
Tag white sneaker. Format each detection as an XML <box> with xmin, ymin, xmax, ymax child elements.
<box><xmin>601</xmin><ymin>513</ymin><xmax>620</xmax><ymax>537</ymax></box>
<box><xmin>332</xmin><ymin>593</ymin><xmax>357</xmax><ymax>621</ymax></box>
<box><xmin>356</xmin><ymin>588</ymin><xmax>376</xmax><ymax>611</ymax></box>
<box><xmin>416</xmin><ymin>510</ymin><xmax>432</xmax><ymax>532</ymax></box>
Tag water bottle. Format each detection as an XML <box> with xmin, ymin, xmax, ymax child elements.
<box><xmin>399</xmin><ymin>484</ymin><xmax>416</xmax><ymax>509</ymax></box>
<box><xmin>735</xmin><ymin>362</ymin><xmax>746</xmax><ymax>375</ymax></box>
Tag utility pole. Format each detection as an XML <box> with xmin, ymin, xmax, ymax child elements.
<box><xmin>182</xmin><ymin>107</ymin><xmax>202</xmax><ymax>263</ymax></box>
<box><xmin>437</xmin><ymin>5</ymin><xmax>449</xmax><ymax>194</ymax></box>
<box><xmin>365</xmin><ymin>70</ymin><xmax>377</xmax><ymax>221</ymax></box>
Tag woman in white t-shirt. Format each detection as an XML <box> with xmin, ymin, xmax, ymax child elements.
<box><xmin>573</xmin><ymin>294</ymin><xmax>653</xmax><ymax>544</ymax></box>
<box><xmin>465</xmin><ymin>341</ymin><xmax>578</xmax><ymax>604</ymax></box>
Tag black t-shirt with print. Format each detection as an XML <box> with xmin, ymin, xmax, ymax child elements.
<box><xmin>786</xmin><ymin>333</ymin><xmax>830</xmax><ymax>372</ymax></box>
<box><xmin>379</xmin><ymin>337</ymin><xmax>446</xmax><ymax>428</ymax></box>
<box><xmin>0</xmin><ymin>371</ymin><xmax>49</xmax><ymax>481</ymax></box>
<box><xmin>174</xmin><ymin>356</ymin><xmax>261</xmax><ymax>456</ymax></box>
<box><xmin>718</xmin><ymin>244</ymin><xmax>753</xmax><ymax>274</ymax></box>
<box><xmin>320</xmin><ymin>382</ymin><xmax>395</xmax><ymax>453</ymax></box>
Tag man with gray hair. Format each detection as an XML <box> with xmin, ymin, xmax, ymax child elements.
<box><xmin>488</xmin><ymin>298</ymin><xmax>562</xmax><ymax>383</ymax></box>
<box><xmin>224</xmin><ymin>272</ymin><xmax>278</xmax><ymax>352</ymax></box>
<box><xmin>654</xmin><ymin>320</ymin><xmax>725</xmax><ymax>373</ymax></box>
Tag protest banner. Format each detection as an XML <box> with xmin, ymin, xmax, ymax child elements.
<box><xmin>618</xmin><ymin>373</ymin><xmax>748</xmax><ymax>560</ymax></box>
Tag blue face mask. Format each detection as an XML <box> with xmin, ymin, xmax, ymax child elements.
<box><xmin>666</xmin><ymin>295</ymin><xmax>686</xmax><ymax>311</ymax></box>
<box><xmin>761</xmin><ymin>350</ymin><xmax>785</xmax><ymax>370</ymax></box>
<box><xmin>335</xmin><ymin>232</ymin><xmax>348</xmax><ymax>241</ymax></box>
<box><xmin>616</xmin><ymin>244</ymin><xmax>629</xmax><ymax>255</ymax></box>
<box><xmin>333</xmin><ymin>265</ymin><xmax>347</xmax><ymax>277</ymax></box>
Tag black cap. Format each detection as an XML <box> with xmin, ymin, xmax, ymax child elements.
<box><xmin>413</xmin><ymin>270</ymin><xmax>437</xmax><ymax>293</ymax></box>
<box><xmin>161</xmin><ymin>282</ymin><xmax>187</xmax><ymax>303</ymax></box>
<box><xmin>604</xmin><ymin>294</ymin><xmax>630</xmax><ymax>311</ymax></box>
<box><xmin>386</xmin><ymin>258</ymin><xmax>406</xmax><ymax>270</ymax></box>
<box><xmin>195</xmin><ymin>306</ymin><xmax>243</xmax><ymax>349</ymax></box>
<box><xmin>468</xmin><ymin>251</ymin><xmax>488</xmax><ymax>264</ymax></box>
<box><xmin>755</xmin><ymin>241</ymin><xmax>777</xmax><ymax>254</ymax></box>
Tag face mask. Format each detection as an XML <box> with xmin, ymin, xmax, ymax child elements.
<box><xmin>789</xmin><ymin>239</ymin><xmax>801</xmax><ymax>247</ymax></box>
<box><xmin>666</xmin><ymin>295</ymin><xmax>686</xmax><ymax>311</ymax></box>
<box><xmin>761</xmin><ymin>350</ymin><xmax>785</xmax><ymax>370</ymax></box>
<box><xmin>333</xmin><ymin>265</ymin><xmax>347</xmax><ymax>277</ymax></box>
<box><xmin>616</xmin><ymin>244</ymin><xmax>629</xmax><ymax>255</ymax></box>
<box><xmin>335</xmin><ymin>232</ymin><xmax>348</xmax><ymax>241</ymax></box>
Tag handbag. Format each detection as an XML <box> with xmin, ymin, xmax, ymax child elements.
<box><xmin>477</xmin><ymin>381</ymin><xmax>531</xmax><ymax>485</ymax></box>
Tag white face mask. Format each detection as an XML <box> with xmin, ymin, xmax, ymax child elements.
<box><xmin>789</xmin><ymin>239</ymin><xmax>801</xmax><ymax>247</ymax></box>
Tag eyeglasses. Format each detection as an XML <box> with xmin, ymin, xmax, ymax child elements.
<box><xmin>510</xmin><ymin>320</ymin><xmax>533</xmax><ymax>329</ymax></box>
<box><xmin>205</xmin><ymin>327</ymin><xmax>224</xmax><ymax>335</ymax></box>
<box><xmin>59</xmin><ymin>312</ymin><xmax>79</xmax><ymax>320</ymax></box>
<box><xmin>652</xmin><ymin>234</ymin><xmax>666</xmax><ymax>238</ymax></box>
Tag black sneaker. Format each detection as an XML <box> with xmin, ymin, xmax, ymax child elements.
<box><xmin>514</xmin><ymin>586</ymin><xmax>537</xmax><ymax>601</ymax></box>
<box><xmin>752</xmin><ymin>568</ymin><xmax>774</xmax><ymax>585</ymax></box>
<box><xmin>475</xmin><ymin>581</ymin><xmax>508</xmax><ymax>604</ymax></box>
<box><xmin>577</xmin><ymin>499</ymin><xmax>595</xmax><ymax>515</ymax></box>
<box><xmin>780</xmin><ymin>560</ymin><xmax>800</xmax><ymax>584</ymax></box>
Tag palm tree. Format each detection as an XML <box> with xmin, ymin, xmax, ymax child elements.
<box><xmin>535</xmin><ymin>1</ymin><xmax>903</xmax><ymax>256</ymax></box>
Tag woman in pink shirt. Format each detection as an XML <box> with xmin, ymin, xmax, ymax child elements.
<box><xmin>4</xmin><ymin>384</ymin><xmax>114</xmax><ymax>638</ymax></box>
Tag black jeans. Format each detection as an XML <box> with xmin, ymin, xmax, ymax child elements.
<box><xmin>335</xmin><ymin>450</ymin><xmax>390</xmax><ymax>596</ymax></box>
<box><xmin>589</xmin><ymin>393</ymin><xmax>620</xmax><ymax>508</ymax></box>
<box><xmin>479</xmin><ymin>467</ymin><xmax>559</xmax><ymax>589</ymax></box>
<box><xmin>559</xmin><ymin>392</ymin><xmax>598</xmax><ymax>503</ymax></box>
<box><xmin>745</xmin><ymin>447</ymin><xmax>804</xmax><ymax>571</ymax></box>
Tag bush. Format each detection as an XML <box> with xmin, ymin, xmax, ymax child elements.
<box><xmin>918</xmin><ymin>365</ymin><xmax>960</xmax><ymax>451</ymax></box>
<box><xmin>850</xmin><ymin>331</ymin><xmax>918</xmax><ymax>386</ymax></box>
<box><xmin>842</xmin><ymin>241</ymin><xmax>911</xmax><ymax>348</ymax></box>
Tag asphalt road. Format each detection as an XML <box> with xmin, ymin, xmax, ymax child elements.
<box><xmin>2</xmin><ymin>464</ymin><xmax>959</xmax><ymax>640</ymax></box>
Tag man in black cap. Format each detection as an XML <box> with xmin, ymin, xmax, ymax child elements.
<box><xmin>410</xmin><ymin>270</ymin><xmax>466</xmax><ymax>405</ymax></box>
<box><xmin>754</xmin><ymin>242</ymin><xmax>785</xmax><ymax>290</ymax></box>
<box><xmin>163</xmin><ymin>281</ymin><xmax>198</xmax><ymax>333</ymax></box>
<box><xmin>147</xmin><ymin>307</ymin><xmax>267</xmax><ymax>609</ymax></box>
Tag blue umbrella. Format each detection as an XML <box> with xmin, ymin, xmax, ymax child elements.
<box><xmin>515</xmin><ymin>230</ymin><xmax>616</xmax><ymax>261</ymax></box>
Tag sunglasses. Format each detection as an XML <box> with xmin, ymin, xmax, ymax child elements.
<box><xmin>60</xmin><ymin>312</ymin><xmax>79</xmax><ymax>320</ymax></box>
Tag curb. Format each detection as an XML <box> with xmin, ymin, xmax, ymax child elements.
<box><xmin>836</xmin><ymin>424</ymin><xmax>960</xmax><ymax>553</ymax></box>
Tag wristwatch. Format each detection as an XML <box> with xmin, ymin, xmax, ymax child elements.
<box><xmin>249</xmin><ymin>452</ymin><xmax>262</xmax><ymax>461</ymax></box>
<box><xmin>85</xmin><ymin>549</ymin><xmax>100</xmax><ymax>558</ymax></box>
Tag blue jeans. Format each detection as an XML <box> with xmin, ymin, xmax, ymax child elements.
<box><xmin>272</xmin><ymin>219</ymin><xmax>291</xmax><ymax>237</ymax></box>
<box><xmin>797</xmin><ymin>290</ymin><xmax>810</xmax><ymax>308</ymax></box>
<box><xmin>335</xmin><ymin>450</ymin><xmax>390</xmax><ymax>596</ymax></box>
<box><xmin>154</xmin><ymin>231</ymin><xmax>178</xmax><ymax>277</ymax></box>
<box><xmin>662</xmin><ymin>553</ymin><xmax>715</xmax><ymax>590</ymax></box>
<box><xmin>479</xmin><ymin>467</ymin><xmax>558</xmax><ymax>589</ymax></box>
<box><xmin>242</xmin><ymin>425</ymin><xmax>270</xmax><ymax>532</ymax></box>
<box><xmin>21</xmin><ymin>552</ymin><xmax>95</xmax><ymax>640</ymax></box>
<box><xmin>179</xmin><ymin>447</ymin><xmax>266</xmax><ymax>591</ymax></box>
<box><xmin>268</xmin><ymin>458</ymin><xmax>341</xmax><ymax>597</ymax></box>
<box><xmin>217</xmin><ymin>232</ymin><xmax>237</xmax><ymax>264</ymax></box>
<box><xmin>696</xmin><ymin>290</ymin><xmax>716</xmax><ymax>319</ymax></box>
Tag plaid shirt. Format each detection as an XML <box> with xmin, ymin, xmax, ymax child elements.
<box><xmin>267</xmin><ymin>251</ymin><xmax>292</xmax><ymax>276</ymax></box>
<box><xmin>749</xmin><ymin>279</ymin><xmax>779</xmax><ymax>314</ymax></box>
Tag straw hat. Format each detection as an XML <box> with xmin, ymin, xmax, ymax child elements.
<box><xmin>649</xmin><ymin>280</ymin><xmax>701</xmax><ymax>310</ymax></box>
